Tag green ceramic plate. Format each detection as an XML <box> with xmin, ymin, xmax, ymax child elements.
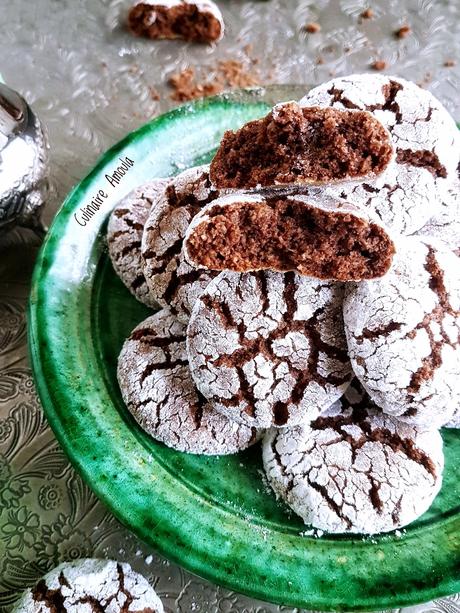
<box><xmin>28</xmin><ymin>87</ymin><xmax>460</xmax><ymax>611</ymax></box>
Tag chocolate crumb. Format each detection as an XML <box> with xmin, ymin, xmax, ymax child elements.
<box><xmin>168</xmin><ymin>67</ymin><xmax>223</xmax><ymax>102</ymax></box>
<box><xmin>395</xmin><ymin>25</ymin><xmax>411</xmax><ymax>39</ymax></box>
<box><xmin>149</xmin><ymin>86</ymin><xmax>160</xmax><ymax>101</ymax></box>
<box><xmin>371</xmin><ymin>60</ymin><xmax>388</xmax><ymax>71</ymax></box>
<box><xmin>444</xmin><ymin>59</ymin><xmax>456</xmax><ymax>67</ymax></box>
<box><xmin>360</xmin><ymin>8</ymin><xmax>374</xmax><ymax>19</ymax></box>
<box><xmin>304</xmin><ymin>22</ymin><xmax>321</xmax><ymax>33</ymax></box>
<box><xmin>168</xmin><ymin>59</ymin><xmax>260</xmax><ymax>102</ymax></box>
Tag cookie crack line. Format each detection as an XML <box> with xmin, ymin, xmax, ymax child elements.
<box><xmin>311</xmin><ymin>410</ymin><xmax>437</xmax><ymax>477</ymax></box>
<box><xmin>396</xmin><ymin>148</ymin><xmax>447</xmax><ymax>178</ymax></box>
<box><xmin>327</xmin><ymin>79</ymin><xmax>403</xmax><ymax>123</ymax></box>
<box><xmin>407</xmin><ymin>246</ymin><xmax>460</xmax><ymax>394</ymax></box>
<box><xmin>202</xmin><ymin>273</ymin><xmax>349</xmax><ymax>424</ymax></box>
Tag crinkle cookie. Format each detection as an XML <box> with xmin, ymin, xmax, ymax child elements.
<box><xmin>12</xmin><ymin>558</ymin><xmax>164</xmax><ymax>613</ymax></box>
<box><xmin>414</xmin><ymin>181</ymin><xmax>460</xmax><ymax>256</ymax></box>
<box><xmin>184</xmin><ymin>191</ymin><xmax>395</xmax><ymax>281</ymax></box>
<box><xmin>107</xmin><ymin>178</ymin><xmax>169</xmax><ymax>307</ymax></box>
<box><xmin>117</xmin><ymin>309</ymin><xmax>260</xmax><ymax>454</ymax></box>
<box><xmin>263</xmin><ymin>381</ymin><xmax>444</xmax><ymax>534</ymax></box>
<box><xmin>344</xmin><ymin>237</ymin><xmax>460</xmax><ymax>428</ymax></box>
<box><xmin>301</xmin><ymin>74</ymin><xmax>460</xmax><ymax>235</ymax></box>
<box><xmin>142</xmin><ymin>165</ymin><xmax>221</xmax><ymax>323</ymax></box>
<box><xmin>127</xmin><ymin>0</ymin><xmax>224</xmax><ymax>43</ymax></box>
<box><xmin>187</xmin><ymin>270</ymin><xmax>352</xmax><ymax>429</ymax></box>
<box><xmin>209</xmin><ymin>102</ymin><xmax>393</xmax><ymax>189</ymax></box>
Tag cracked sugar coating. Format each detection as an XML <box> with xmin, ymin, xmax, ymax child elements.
<box><xmin>414</xmin><ymin>181</ymin><xmax>460</xmax><ymax>256</ymax></box>
<box><xmin>117</xmin><ymin>309</ymin><xmax>260</xmax><ymax>454</ymax></box>
<box><xmin>187</xmin><ymin>270</ymin><xmax>352</xmax><ymax>429</ymax></box>
<box><xmin>127</xmin><ymin>0</ymin><xmax>224</xmax><ymax>43</ymax></box>
<box><xmin>184</xmin><ymin>191</ymin><xmax>395</xmax><ymax>281</ymax></box>
<box><xmin>344</xmin><ymin>237</ymin><xmax>460</xmax><ymax>428</ymax></box>
<box><xmin>12</xmin><ymin>558</ymin><xmax>164</xmax><ymax>612</ymax></box>
<box><xmin>263</xmin><ymin>381</ymin><xmax>444</xmax><ymax>534</ymax></box>
<box><xmin>210</xmin><ymin>102</ymin><xmax>393</xmax><ymax>189</ymax></box>
<box><xmin>301</xmin><ymin>74</ymin><xmax>460</xmax><ymax>235</ymax></box>
<box><xmin>142</xmin><ymin>165</ymin><xmax>221</xmax><ymax>323</ymax></box>
<box><xmin>108</xmin><ymin>178</ymin><xmax>169</xmax><ymax>307</ymax></box>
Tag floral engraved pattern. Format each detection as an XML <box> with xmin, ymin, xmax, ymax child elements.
<box><xmin>1</xmin><ymin>0</ymin><xmax>460</xmax><ymax>611</ymax></box>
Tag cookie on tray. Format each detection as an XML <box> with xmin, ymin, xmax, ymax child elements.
<box><xmin>107</xmin><ymin>178</ymin><xmax>169</xmax><ymax>307</ymax></box>
<box><xmin>301</xmin><ymin>74</ymin><xmax>460</xmax><ymax>235</ymax></box>
<box><xmin>127</xmin><ymin>0</ymin><xmax>224</xmax><ymax>43</ymax></box>
<box><xmin>141</xmin><ymin>165</ymin><xmax>221</xmax><ymax>323</ymax></box>
<box><xmin>210</xmin><ymin>102</ymin><xmax>393</xmax><ymax>189</ymax></box>
<box><xmin>344</xmin><ymin>237</ymin><xmax>460</xmax><ymax>428</ymax></box>
<box><xmin>12</xmin><ymin>558</ymin><xmax>164</xmax><ymax>613</ymax></box>
<box><xmin>184</xmin><ymin>191</ymin><xmax>395</xmax><ymax>281</ymax></box>
<box><xmin>186</xmin><ymin>270</ymin><xmax>352</xmax><ymax>429</ymax></box>
<box><xmin>263</xmin><ymin>381</ymin><xmax>444</xmax><ymax>534</ymax></box>
<box><xmin>117</xmin><ymin>309</ymin><xmax>261</xmax><ymax>454</ymax></box>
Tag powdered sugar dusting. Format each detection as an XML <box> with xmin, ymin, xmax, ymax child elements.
<box><xmin>117</xmin><ymin>309</ymin><xmax>261</xmax><ymax>454</ymax></box>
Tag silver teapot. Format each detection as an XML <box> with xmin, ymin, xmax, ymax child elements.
<box><xmin>0</xmin><ymin>83</ymin><xmax>49</xmax><ymax>234</ymax></box>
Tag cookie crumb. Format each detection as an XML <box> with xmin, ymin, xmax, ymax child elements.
<box><xmin>217</xmin><ymin>59</ymin><xmax>260</xmax><ymax>88</ymax></box>
<box><xmin>395</xmin><ymin>25</ymin><xmax>411</xmax><ymax>39</ymax></box>
<box><xmin>360</xmin><ymin>7</ymin><xmax>374</xmax><ymax>19</ymax></box>
<box><xmin>168</xmin><ymin>60</ymin><xmax>260</xmax><ymax>101</ymax></box>
<box><xmin>444</xmin><ymin>59</ymin><xmax>456</xmax><ymax>67</ymax></box>
<box><xmin>168</xmin><ymin>67</ymin><xmax>223</xmax><ymax>102</ymax></box>
<box><xmin>304</xmin><ymin>22</ymin><xmax>321</xmax><ymax>33</ymax></box>
<box><xmin>149</xmin><ymin>86</ymin><xmax>160</xmax><ymax>101</ymax></box>
<box><xmin>371</xmin><ymin>59</ymin><xmax>387</xmax><ymax>71</ymax></box>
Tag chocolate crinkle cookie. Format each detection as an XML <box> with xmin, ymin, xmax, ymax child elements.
<box><xmin>118</xmin><ymin>308</ymin><xmax>261</xmax><ymax>454</ymax></box>
<box><xmin>301</xmin><ymin>74</ymin><xmax>460</xmax><ymax>235</ymax></box>
<box><xmin>344</xmin><ymin>237</ymin><xmax>460</xmax><ymax>428</ymax></box>
<box><xmin>127</xmin><ymin>0</ymin><xmax>224</xmax><ymax>43</ymax></box>
<box><xmin>184</xmin><ymin>191</ymin><xmax>395</xmax><ymax>281</ymax></box>
<box><xmin>263</xmin><ymin>381</ymin><xmax>444</xmax><ymax>534</ymax></box>
<box><xmin>107</xmin><ymin>178</ymin><xmax>169</xmax><ymax>307</ymax></box>
<box><xmin>414</xmin><ymin>181</ymin><xmax>460</xmax><ymax>256</ymax></box>
<box><xmin>186</xmin><ymin>270</ymin><xmax>352</xmax><ymax>429</ymax></box>
<box><xmin>210</xmin><ymin>102</ymin><xmax>393</xmax><ymax>189</ymax></box>
<box><xmin>141</xmin><ymin>165</ymin><xmax>221</xmax><ymax>323</ymax></box>
<box><xmin>12</xmin><ymin>558</ymin><xmax>164</xmax><ymax>613</ymax></box>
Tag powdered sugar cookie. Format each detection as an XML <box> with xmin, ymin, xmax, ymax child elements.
<box><xmin>263</xmin><ymin>381</ymin><xmax>444</xmax><ymax>534</ymax></box>
<box><xmin>210</xmin><ymin>103</ymin><xmax>393</xmax><ymax>188</ymax></box>
<box><xmin>414</xmin><ymin>181</ymin><xmax>460</xmax><ymax>256</ymax></box>
<box><xmin>344</xmin><ymin>238</ymin><xmax>460</xmax><ymax>428</ymax></box>
<box><xmin>184</xmin><ymin>191</ymin><xmax>395</xmax><ymax>280</ymax></box>
<box><xmin>107</xmin><ymin>178</ymin><xmax>169</xmax><ymax>307</ymax></box>
<box><xmin>142</xmin><ymin>165</ymin><xmax>221</xmax><ymax>323</ymax></box>
<box><xmin>187</xmin><ymin>270</ymin><xmax>352</xmax><ymax>429</ymax></box>
<box><xmin>301</xmin><ymin>74</ymin><xmax>460</xmax><ymax>235</ymax></box>
<box><xmin>127</xmin><ymin>0</ymin><xmax>224</xmax><ymax>43</ymax></box>
<box><xmin>12</xmin><ymin>558</ymin><xmax>164</xmax><ymax>612</ymax></box>
<box><xmin>117</xmin><ymin>309</ymin><xmax>260</xmax><ymax>454</ymax></box>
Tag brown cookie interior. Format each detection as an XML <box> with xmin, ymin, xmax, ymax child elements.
<box><xmin>128</xmin><ymin>2</ymin><xmax>222</xmax><ymax>43</ymax></box>
<box><xmin>210</xmin><ymin>103</ymin><xmax>394</xmax><ymax>189</ymax></box>
<box><xmin>186</xmin><ymin>197</ymin><xmax>395</xmax><ymax>281</ymax></box>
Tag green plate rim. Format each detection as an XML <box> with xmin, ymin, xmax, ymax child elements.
<box><xmin>27</xmin><ymin>90</ymin><xmax>460</xmax><ymax>611</ymax></box>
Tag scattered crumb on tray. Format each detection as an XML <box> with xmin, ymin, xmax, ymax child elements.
<box><xmin>360</xmin><ymin>8</ymin><xmax>374</xmax><ymax>19</ymax></box>
<box><xmin>304</xmin><ymin>22</ymin><xmax>321</xmax><ymax>33</ymax></box>
<box><xmin>371</xmin><ymin>59</ymin><xmax>387</xmax><ymax>70</ymax></box>
<box><xmin>395</xmin><ymin>25</ymin><xmax>411</xmax><ymax>39</ymax></box>
<box><xmin>444</xmin><ymin>59</ymin><xmax>456</xmax><ymax>67</ymax></box>
<box><xmin>168</xmin><ymin>59</ymin><xmax>261</xmax><ymax>102</ymax></box>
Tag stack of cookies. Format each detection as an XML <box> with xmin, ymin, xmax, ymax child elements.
<box><xmin>109</xmin><ymin>73</ymin><xmax>460</xmax><ymax>535</ymax></box>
